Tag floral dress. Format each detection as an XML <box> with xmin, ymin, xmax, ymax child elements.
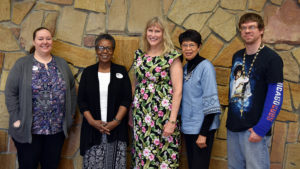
<box><xmin>132</xmin><ymin>49</ymin><xmax>181</xmax><ymax>169</ymax></box>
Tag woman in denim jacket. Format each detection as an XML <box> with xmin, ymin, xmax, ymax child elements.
<box><xmin>179</xmin><ymin>29</ymin><xmax>221</xmax><ymax>169</ymax></box>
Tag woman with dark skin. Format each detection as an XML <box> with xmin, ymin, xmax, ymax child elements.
<box><xmin>78</xmin><ymin>33</ymin><xmax>132</xmax><ymax>169</ymax></box>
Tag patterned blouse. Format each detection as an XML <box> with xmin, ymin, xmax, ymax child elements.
<box><xmin>31</xmin><ymin>58</ymin><xmax>66</xmax><ymax>135</ymax></box>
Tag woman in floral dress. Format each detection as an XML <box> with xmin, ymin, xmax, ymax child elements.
<box><xmin>131</xmin><ymin>16</ymin><xmax>183</xmax><ymax>169</ymax></box>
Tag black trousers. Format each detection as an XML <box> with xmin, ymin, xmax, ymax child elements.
<box><xmin>13</xmin><ymin>132</ymin><xmax>65</xmax><ymax>169</ymax></box>
<box><xmin>184</xmin><ymin>130</ymin><xmax>216</xmax><ymax>169</ymax></box>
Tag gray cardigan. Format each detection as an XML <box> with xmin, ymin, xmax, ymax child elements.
<box><xmin>5</xmin><ymin>54</ymin><xmax>77</xmax><ymax>143</ymax></box>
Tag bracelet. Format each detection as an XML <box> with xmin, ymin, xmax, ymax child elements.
<box><xmin>113</xmin><ymin>117</ymin><xmax>121</xmax><ymax>124</ymax></box>
<box><xmin>169</xmin><ymin>120</ymin><xmax>176</xmax><ymax>124</ymax></box>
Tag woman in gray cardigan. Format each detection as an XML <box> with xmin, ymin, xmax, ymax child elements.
<box><xmin>5</xmin><ymin>27</ymin><xmax>76</xmax><ymax>169</ymax></box>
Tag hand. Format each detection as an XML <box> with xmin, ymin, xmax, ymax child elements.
<box><xmin>163</xmin><ymin>121</ymin><xmax>176</xmax><ymax>137</ymax></box>
<box><xmin>196</xmin><ymin>135</ymin><xmax>207</xmax><ymax>149</ymax></box>
<box><xmin>90</xmin><ymin>120</ymin><xmax>108</xmax><ymax>134</ymax></box>
<box><xmin>102</xmin><ymin>120</ymin><xmax>119</xmax><ymax>135</ymax></box>
<box><xmin>248</xmin><ymin>128</ymin><xmax>263</xmax><ymax>143</ymax></box>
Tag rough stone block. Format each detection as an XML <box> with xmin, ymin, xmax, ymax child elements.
<box><xmin>285</xmin><ymin>143</ymin><xmax>300</xmax><ymax>169</ymax></box>
<box><xmin>0</xmin><ymin>130</ymin><xmax>8</xmax><ymax>152</ymax></box>
<box><xmin>113</xmin><ymin>36</ymin><xmax>139</xmax><ymax>71</ymax></box>
<box><xmin>274</xmin><ymin>44</ymin><xmax>294</xmax><ymax>51</ymax></box>
<box><xmin>83</xmin><ymin>35</ymin><xmax>96</xmax><ymax>48</ymax></box>
<box><xmin>12</xmin><ymin>1</ymin><xmax>35</xmax><ymax>25</ymax></box>
<box><xmin>163</xmin><ymin>0</ymin><xmax>173</xmax><ymax>15</ymax></box>
<box><xmin>68</xmin><ymin>64</ymin><xmax>79</xmax><ymax>77</ymax></box>
<box><xmin>0</xmin><ymin>153</ymin><xmax>16</xmax><ymax>169</ymax></box>
<box><xmin>211</xmin><ymin>139</ymin><xmax>227</xmax><ymax>158</ymax></box>
<box><xmin>276</xmin><ymin>110</ymin><xmax>298</xmax><ymax>122</ymax></box>
<box><xmin>215</xmin><ymin>67</ymin><xmax>231</xmax><ymax>86</ymax></box>
<box><xmin>73</xmin><ymin>108</ymin><xmax>82</xmax><ymax>125</ymax></box>
<box><xmin>20</xmin><ymin>10</ymin><xmax>44</xmax><ymax>51</ymax></box>
<box><xmin>61</xmin><ymin>125</ymin><xmax>80</xmax><ymax>157</ymax></box>
<box><xmin>74</xmin><ymin>0</ymin><xmax>105</xmax><ymax>13</ymax></box>
<box><xmin>0</xmin><ymin>53</ymin><xmax>4</xmax><ymax>74</ymax></box>
<box><xmin>271</xmin><ymin>0</ymin><xmax>283</xmax><ymax>5</ymax></box>
<box><xmin>264</xmin><ymin>0</ymin><xmax>300</xmax><ymax>44</ymax></box>
<box><xmin>171</xmin><ymin>27</ymin><xmax>185</xmax><ymax>48</ymax></box>
<box><xmin>3</xmin><ymin>52</ymin><xmax>26</xmax><ymax>70</ymax></box>
<box><xmin>183</xmin><ymin>13</ymin><xmax>211</xmax><ymax>32</ymax></box>
<box><xmin>218</xmin><ymin>85</ymin><xmax>229</xmax><ymax>106</ymax></box>
<box><xmin>0</xmin><ymin>93</ymin><xmax>9</xmax><ymax>129</ymax></box>
<box><xmin>51</xmin><ymin>40</ymin><xmax>96</xmax><ymax>68</ymax></box>
<box><xmin>249</xmin><ymin>0</ymin><xmax>267</xmax><ymax>12</ymax></box>
<box><xmin>279</xmin><ymin>51</ymin><xmax>299</xmax><ymax>82</ymax></box>
<box><xmin>210</xmin><ymin>158</ymin><xmax>228</xmax><ymax>169</ymax></box>
<box><xmin>8</xmin><ymin>137</ymin><xmax>16</xmax><ymax>153</ymax></box>
<box><xmin>292</xmin><ymin>47</ymin><xmax>300</xmax><ymax>66</ymax></box>
<box><xmin>43</xmin><ymin>12</ymin><xmax>58</xmax><ymax>36</ymax></box>
<box><xmin>10</xmin><ymin>27</ymin><xmax>21</xmax><ymax>39</ymax></box>
<box><xmin>270</xmin><ymin>163</ymin><xmax>282</xmax><ymax>169</ymax></box>
<box><xmin>166</xmin><ymin>21</ymin><xmax>175</xmax><ymax>36</ymax></box>
<box><xmin>0</xmin><ymin>25</ymin><xmax>20</xmax><ymax>51</ymax></box>
<box><xmin>217</xmin><ymin>107</ymin><xmax>228</xmax><ymax>139</ymax></box>
<box><xmin>208</xmin><ymin>8</ymin><xmax>236</xmax><ymax>42</ymax></box>
<box><xmin>128</xmin><ymin>0</ymin><xmax>162</xmax><ymax>34</ymax></box>
<box><xmin>74</xmin><ymin>151</ymin><xmax>83</xmax><ymax>169</ymax></box>
<box><xmin>213</xmin><ymin>37</ymin><xmax>244</xmax><ymax>68</ymax></box>
<box><xmin>56</xmin><ymin>6</ymin><xmax>87</xmax><ymax>46</ymax></box>
<box><xmin>45</xmin><ymin>0</ymin><xmax>73</xmax><ymax>5</ymax></box>
<box><xmin>168</xmin><ymin>0</ymin><xmax>218</xmax><ymax>25</ymax></box>
<box><xmin>0</xmin><ymin>0</ymin><xmax>10</xmax><ymax>21</ymax></box>
<box><xmin>57</xmin><ymin>157</ymin><xmax>74</xmax><ymax>169</ymax></box>
<box><xmin>108</xmin><ymin>0</ymin><xmax>127</xmax><ymax>33</ymax></box>
<box><xmin>289</xmin><ymin>82</ymin><xmax>300</xmax><ymax>109</ymax></box>
<box><xmin>200</xmin><ymin>34</ymin><xmax>224</xmax><ymax>61</ymax></box>
<box><xmin>220</xmin><ymin>0</ymin><xmax>246</xmax><ymax>10</ymax></box>
<box><xmin>270</xmin><ymin>121</ymin><xmax>287</xmax><ymax>163</ymax></box>
<box><xmin>282</xmin><ymin>81</ymin><xmax>292</xmax><ymax>111</ymax></box>
<box><xmin>34</xmin><ymin>2</ymin><xmax>61</xmax><ymax>11</ymax></box>
<box><xmin>0</xmin><ymin>71</ymin><xmax>8</xmax><ymax>91</ymax></box>
<box><xmin>287</xmin><ymin>122</ymin><xmax>299</xmax><ymax>143</ymax></box>
<box><xmin>86</xmin><ymin>13</ymin><xmax>105</xmax><ymax>35</ymax></box>
<box><xmin>200</xmin><ymin>26</ymin><xmax>211</xmax><ymax>42</ymax></box>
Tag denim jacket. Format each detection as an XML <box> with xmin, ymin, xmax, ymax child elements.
<box><xmin>180</xmin><ymin>60</ymin><xmax>221</xmax><ymax>134</ymax></box>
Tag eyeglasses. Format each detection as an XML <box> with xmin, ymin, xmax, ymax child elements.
<box><xmin>97</xmin><ymin>46</ymin><xmax>113</xmax><ymax>52</ymax></box>
<box><xmin>240</xmin><ymin>25</ymin><xmax>258</xmax><ymax>31</ymax></box>
<box><xmin>181</xmin><ymin>43</ymin><xmax>197</xmax><ymax>49</ymax></box>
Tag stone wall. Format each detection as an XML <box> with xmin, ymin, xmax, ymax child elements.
<box><xmin>0</xmin><ymin>0</ymin><xmax>299</xmax><ymax>168</ymax></box>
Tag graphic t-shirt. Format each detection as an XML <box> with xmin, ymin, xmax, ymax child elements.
<box><xmin>226</xmin><ymin>46</ymin><xmax>283</xmax><ymax>135</ymax></box>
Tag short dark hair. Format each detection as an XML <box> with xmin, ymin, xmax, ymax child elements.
<box><xmin>178</xmin><ymin>29</ymin><xmax>202</xmax><ymax>47</ymax></box>
<box><xmin>239</xmin><ymin>13</ymin><xmax>264</xmax><ymax>31</ymax></box>
<box><xmin>94</xmin><ymin>33</ymin><xmax>116</xmax><ymax>51</ymax></box>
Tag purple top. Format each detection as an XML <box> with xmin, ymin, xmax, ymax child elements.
<box><xmin>31</xmin><ymin>58</ymin><xmax>66</xmax><ymax>135</ymax></box>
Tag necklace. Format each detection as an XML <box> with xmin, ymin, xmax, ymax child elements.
<box><xmin>239</xmin><ymin>44</ymin><xmax>264</xmax><ymax>116</ymax></box>
<box><xmin>184</xmin><ymin>63</ymin><xmax>197</xmax><ymax>81</ymax></box>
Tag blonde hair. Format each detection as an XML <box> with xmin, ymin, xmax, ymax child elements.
<box><xmin>141</xmin><ymin>16</ymin><xmax>174</xmax><ymax>55</ymax></box>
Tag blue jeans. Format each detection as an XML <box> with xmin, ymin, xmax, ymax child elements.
<box><xmin>227</xmin><ymin>129</ymin><xmax>271</xmax><ymax>169</ymax></box>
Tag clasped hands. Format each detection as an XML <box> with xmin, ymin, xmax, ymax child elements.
<box><xmin>91</xmin><ymin>120</ymin><xmax>119</xmax><ymax>135</ymax></box>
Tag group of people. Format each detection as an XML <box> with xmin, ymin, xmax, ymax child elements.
<box><xmin>5</xmin><ymin>12</ymin><xmax>283</xmax><ymax>169</ymax></box>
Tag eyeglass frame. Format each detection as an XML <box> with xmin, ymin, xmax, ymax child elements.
<box><xmin>181</xmin><ymin>42</ymin><xmax>199</xmax><ymax>49</ymax></box>
<box><xmin>96</xmin><ymin>46</ymin><xmax>114</xmax><ymax>52</ymax></box>
<box><xmin>239</xmin><ymin>25</ymin><xmax>258</xmax><ymax>32</ymax></box>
